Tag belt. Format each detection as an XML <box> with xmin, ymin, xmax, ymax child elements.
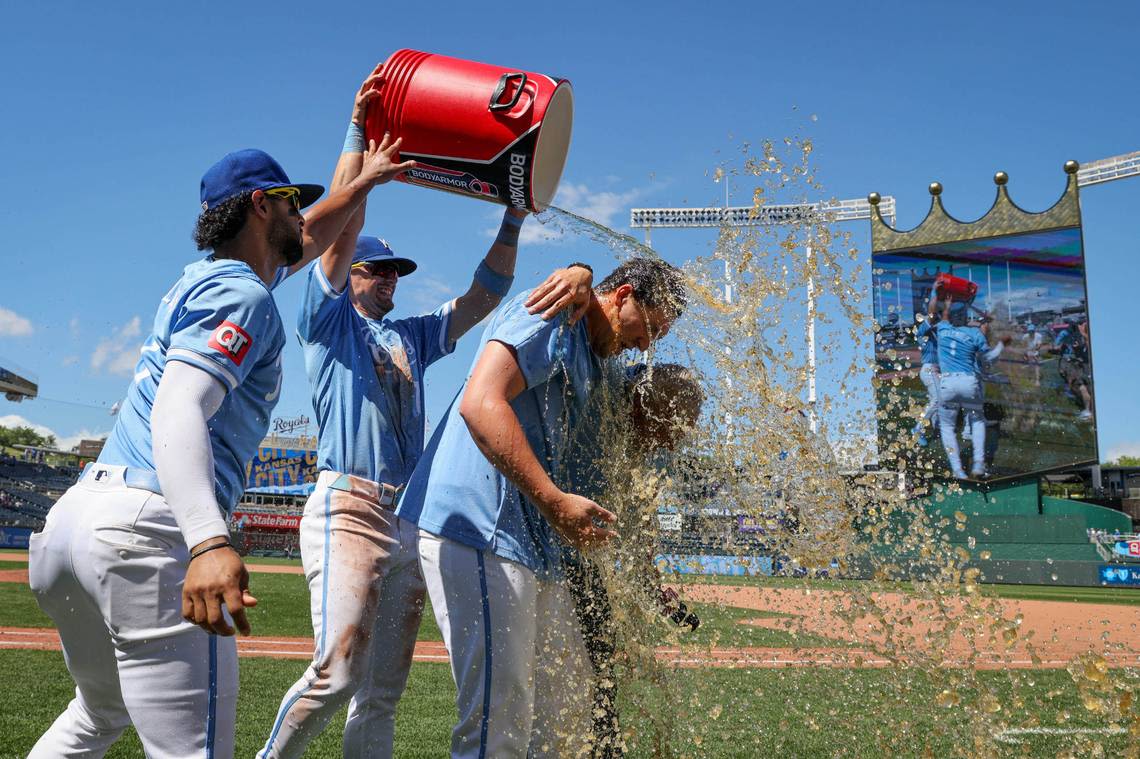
<box><xmin>941</xmin><ymin>371</ymin><xmax>976</xmax><ymax>377</ymax></box>
<box><xmin>323</xmin><ymin>471</ymin><xmax>399</xmax><ymax>508</ymax></box>
<box><xmin>78</xmin><ymin>462</ymin><xmax>163</xmax><ymax>495</ymax></box>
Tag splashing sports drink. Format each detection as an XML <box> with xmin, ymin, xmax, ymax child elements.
<box><xmin>363</xmin><ymin>49</ymin><xmax>574</xmax><ymax>212</ymax></box>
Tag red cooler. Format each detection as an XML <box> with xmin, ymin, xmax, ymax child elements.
<box><xmin>935</xmin><ymin>272</ymin><xmax>978</xmax><ymax>303</ymax></box>
<box><xmin>364</xmin><ymin>49</ymin><xmax>573</xmax><ymax>212</ymax></box>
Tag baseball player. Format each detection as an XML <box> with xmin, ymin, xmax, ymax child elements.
<box><xmin>1024</xmin><ymin>322</ymin><xmax>1045</xmax><ymax>386</ymax></box>
<box><xmin>556</xmin><ymin>362</ymin><xmax>704</xmax><ymax>758</ymax></box>
<box><xmin>1053</xmin><ymin>318</ymin><xmax>1094</xmax><ymax>420</ymax></box>
<box><xmin>26</xmin><ymin>141</ymin><xmax>405</xmax><ymax>758</ymax></box>
<box><xmin>257</xmin><ymin>70</ymin><xmax>595</xmax><ymax>759</ymax></box>
<box><xmin>911</xmin><ymin>312</ymin><xmax>940</xmax><ymax>447</ymax></box>
<box><xmin>397</xmin><ymin>257</ymin><xmax>687</xmax><ymax>758</ymax></box>
<box><xmin>929</xmin><ymin>291</ymin><xmax>1006</xmax><ymax>480</ymax></box>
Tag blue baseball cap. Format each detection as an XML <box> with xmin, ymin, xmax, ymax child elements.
<box><xmin>200</xmin><ymin>149</ymin><xmax>324</xmax><ymax>211</ymax></box>
<box><xmin>352</xmin><ymin>236</ymin><xmax>417</xmax><ymax>276</ymax></box>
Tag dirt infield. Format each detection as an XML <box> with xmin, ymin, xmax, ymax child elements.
<box><xmin>3</xmin><ymin>552</ymin><xmax>1135</xmax><ymax>670</ymax></box>
<box><xmin>681</xmin><ymin>584</ymin><xmax>1140</xmax><ymax>669</ymax></box>
<box><xmin>4</xmin><ymin>578</ymin><xmax>1136</xmax><ymax>670</ymax></box>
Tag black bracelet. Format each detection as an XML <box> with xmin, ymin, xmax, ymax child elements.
<box><xmin>189</xmin><ymin>542</ymin><xmax>234</xmax><ymax>562</ymax></box>
<box><xmin>566</xmin><ymin>261</ymin><xmax>593</xmax><ymax>273</ymax></box>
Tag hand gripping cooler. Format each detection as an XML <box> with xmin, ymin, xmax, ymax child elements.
<box><xmin>364</xmin><ymin>49</ymin><xmax>573</xmax><ymax>212</ymax></box>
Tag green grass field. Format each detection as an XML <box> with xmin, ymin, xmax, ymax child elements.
<box><xmin>3</xmin><ymin>551</ymin><xmax>1138</xmax><ymax>756</ymax></box>
<box><xmin>1</xmin><ymin>650</ymin><xmax>1133</xmax><ymax>758</ymax></box>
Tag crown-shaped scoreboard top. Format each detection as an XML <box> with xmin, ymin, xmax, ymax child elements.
<box><xmin>868</xmin><ymin>161</ymin><xmax>1081</xmax><ymax>252</ymax></box>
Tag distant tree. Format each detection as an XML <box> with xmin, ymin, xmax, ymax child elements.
<box><xmin>0</xmin><ymin>424</ymin><xmax>55</xmax><ymax>450</ymax></box>
<box><xmin>1105</xmin><ymin>455</ymin><xmax>1140</xmax><ymax>467</ymax></box>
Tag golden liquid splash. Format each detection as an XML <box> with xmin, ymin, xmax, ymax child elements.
<box><xmin>522</xmin><ymin>137</ymin><xmax>1138</xmax><ymax>757</ymax></box>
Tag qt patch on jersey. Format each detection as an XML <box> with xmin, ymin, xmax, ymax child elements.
<box><xmin>208</xmin><ymin>320</ymin><xmax>253</xmax><ymax>365</ymax></box>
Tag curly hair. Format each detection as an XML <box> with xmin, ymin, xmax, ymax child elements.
<box><xmin>596</xmin><ymin>257</ymin><xmax>687</xmax><ymax>318</ymax></box>
<box><xmin>193</xmin><ymin>192</ymin><xmax>253</xmax><ymax>251</ymax></box>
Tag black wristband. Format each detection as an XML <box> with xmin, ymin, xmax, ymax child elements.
<box><xmin>189</xmin><ymin>542</ymin><xmax>234</xmax><ymax>562</ymax></box>
<box><xmin>566</xmin><ymin>261</ymin><xmax>593</xmax><ymax>273</ymax></box>
<box><xmin>495</xmin><ymin>214</ymin><xmax>523</xmax><ymax>247</ymax></box>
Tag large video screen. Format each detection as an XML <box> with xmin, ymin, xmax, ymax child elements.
<box><xmin>872</xmin><ymin>226</ymin><xmax>1097</xmax><ymax>481</ymax></box>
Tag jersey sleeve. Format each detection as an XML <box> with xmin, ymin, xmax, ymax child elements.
<box><xmin>916</xmin><ymin>321</ymin><xmax>931</xmax><ymax>338</ymax></box>
<box><xmin>488</xmin><ymin>298</ymin><xmax>571</xmax><ymax>390</ymax></box>
<box><xmin>167</xmin><ymin>277</ymin><xmax>278</xmax><ymax>392</ymax></box>
<box><xmin>394</xmin><ymin>299</ymin><xmax>457</xmax><ymax>368</ymax></box>
<box><xmin>297</xmin><ymin>261</ymin><xmax>349</xmax><ymax>344</ymax></box>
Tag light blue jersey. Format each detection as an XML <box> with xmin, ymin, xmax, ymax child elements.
<box><xmin>934</xmin><ymin>321</ymin><xmax>989</xmax><ymax>374</ymax></box>
<box><xmin>99</xmin><ymin>258</ymin><xmax>287</xmax><ymax>511</ymax></box>
<box><xmin>298</xmin><ymin>262</ymin><xmax>454</xmax><ymax>486</ymax></box>
<box><xmin>397</xmin><ymin>291</ymin><xmax>602</xmax><ymax>574</ymax></box>
<box><xmin>917</xmin><ymin>319</ymin><xmax>939</xmax><ymax>366</ymax></box>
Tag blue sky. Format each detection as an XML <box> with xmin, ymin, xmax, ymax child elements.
<box><xmin>1</xmin><ymin>2</ymin><xmax>1137</xmax><ymax>462</ymax></box>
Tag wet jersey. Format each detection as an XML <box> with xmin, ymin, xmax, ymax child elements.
<box><xmin>934</xmin><ymin>321</ymin><xmax>989</xmax><ymax>374</ymax></box>
<box><xmin>297</xmin><ymin>262</ymin><xmax>454</xmax><ymax>486</ymax></box>
<box><xmin>917</xmin><ymin>319</ymin><xmax>939</xmax><ymax>366</ymax></box>
<box><xmin>397</xmin><ymin>291</ymin><xmax>602</xmax><ymax>574</ymax></box>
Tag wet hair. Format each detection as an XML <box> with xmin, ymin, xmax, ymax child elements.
<box><xmin>628</xmin><ymin>363</ymin><xmax>704</xmax><ymax>448</ymax></box>
<box><xmin>596</xmin><ymin>257</ymin><xmax>687</xmax><ymax>318</ymax></box>
<box><xmin>193</xmin><ymin>192</ymin><xmax>254</xmax><ymax>251</ymax></box>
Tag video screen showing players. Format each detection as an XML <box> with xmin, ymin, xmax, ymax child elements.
<box><xmin>872</xmin><ymin>226</ymin><xmax>1097</xmax><ymax>481</ymax></box>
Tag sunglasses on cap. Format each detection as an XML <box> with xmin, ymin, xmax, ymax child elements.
<box><xmin>264</xmin><ymin>186</ymin><xmax>301</xmax><ymax>210</ymax></box>
<box><xmin>352</xmin><ymin>261</ymin><xmax>400</xmax><ymax>276</ymax></box>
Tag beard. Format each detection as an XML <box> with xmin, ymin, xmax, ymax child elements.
<box><xmin>268</xmin><ymin>214</ymin><xmax>304</xmax><ymax>267</ymax></box>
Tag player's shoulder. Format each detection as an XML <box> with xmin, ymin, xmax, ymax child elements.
<box><xmin>487</xmin><ymin>291</ymin><xmax>551</xmax><ymax>339</ymax></box>
<box><xmin>181</xmin><ymin>258</ymin><xmax>273</xmax><ymax>304</ymax></box>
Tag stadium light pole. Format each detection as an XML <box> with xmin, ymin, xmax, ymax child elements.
<box><xmin>631</xmin><ymin>196</ymin><xmax>898</xmax><ymax>434</ymax></box>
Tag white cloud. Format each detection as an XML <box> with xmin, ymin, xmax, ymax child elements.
<box><xmin>0</xmin><ymin>415</ymin><xmax>109</xmax><ymax>452</ymax></box>
<box><xmin>0</xmin><ymin>307</ymin><xmax>34</xmax><ymax>337</ymax></box>
<box><xmin>485</xmin><ymin>181</ymin><xmax>648</xmax><ymax>246</ymax></box>
<box><xmin>0</xmin><ymin>415</ymin><xmax>57</xmax><ymax>441</ymax></box>
<box><xmin>61</xmin><ymin>356</ymin><xmax>79</xmax><ymax>367</ymax></box>
<box><xmin>555</xmin><ymin>183</ymin><xmax>644</xmax><ymax>228</ymax></box>
<box><xmin>57</xmin><ymin>428</ymin><xmax>111</xmax><ymax>452</ymax></box>
<box><xmin>69</xmin><ymin>317</ymin><xmax>82</xmax><ymax>337</ymax></box>
<box><xmin>401</xmin><ymin>274</ymin><xmax>457</xmax><ymax>316</ymax></box>
<box><xmin>90</xmin><ymin>317</ymin><xmax>143</xmax><ymax>377</ymax></box>
<box><xmin>1106</xmin><ymin>441</ymin><xmax>1140</xmax><ymax>463</ymax></box>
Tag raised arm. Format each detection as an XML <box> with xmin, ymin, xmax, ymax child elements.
<box><xmin>285</xmin><ymin>67</ymin><xmax>415</xmax><ymax>279</ymax></box>
<box><xmin>458</xmin><ymin>340</ymin><xmax>617</xmax><ymax>549</ymax></box>
<box><xmin>446</xmin><ymin>209</ymin><xmax>526</xmax><ymax>342</ymax></box>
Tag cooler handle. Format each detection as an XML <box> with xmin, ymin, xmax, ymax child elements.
<box><xmin>489</xmin><ymin>72</ymin><xmax>528</xmax><ymax>112</ymax></box>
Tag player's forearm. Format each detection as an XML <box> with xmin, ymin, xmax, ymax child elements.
<box><xmin>448</xmin><ymin>210</ymin><xmax>524</xmax><ymax>340</ymax></box>
<box><xmin>152</xmin><ymin>362</ymin><xmax>230</xmax><ymax>549</ymax></box>
<box><xmin>459</xmin><ymin>390</ymin><xmax>561</xmax><ymax>512</ymax></box>
<box><xmin>299</xmin><ymin>176</ymin><xmax>373</xmax><ymax>267</ymax></box>
<box><xmin>307</xmin><ymin>128</ymin><xmax>369</xmax><ymax>285</ymax></box>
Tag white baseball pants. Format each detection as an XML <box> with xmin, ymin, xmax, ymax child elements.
<box><xmin>27</xmin><ymin>465</ymin><xmax>237</xmax><ymax>759</ymax></box>
<box><xmin>938</xmin><ymin>372</ymin><xmax>986</xmax><ymax>477</ymax></box>
<box><xmin>258</xmin><ymin>471</ymin><xmax>425</xmax><ymax>759</ymax></box>
<box><xmin>418</xmin><ymin>531</ymin><xmax>593</xmax><ymax>759</ymax></box>
<box><xmin>918</xmin><ymin>363</ymin><xmax>941</xmax><ymax>427</ymax></box>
